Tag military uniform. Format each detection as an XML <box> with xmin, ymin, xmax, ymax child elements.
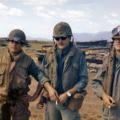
<box><xmin>42</xmin><ymin>22</ymin><xmax>88</xmax><ymax>120</ymax></box>
<box><xmin>92</xmin><ymin>26</ymin><xmax>120</xmax><ymax>120</ymax></box>
<box><xmin>0</xmin><ymin>29</ymin><xmax>49</xmax><ymax>120</ymax></box>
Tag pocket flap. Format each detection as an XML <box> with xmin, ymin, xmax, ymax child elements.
<box><xmin>73</xmin><ymin>91</ymin><xmax>87</xmax><ymax>99</ymax></box>
<box><xmin>0</xmin><ymin>67</ymin><xmax>5</xmax><ymax>75</ymax></box>
<box><xmin>72</xmin><ymin>63</ymin><xmax>79</xmax><ymax>70</ymax></box>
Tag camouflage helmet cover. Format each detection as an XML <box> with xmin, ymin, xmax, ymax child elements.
<box><xmin>53</xmin><ymin>22</ymin><xmax>73</xmax><ymax>37</ymax></box>
<box><xmin>112</xmin><ymin>25</ymin><xmax>120</xmax><ymax>40</ymax></box>
<box><xmin>8</xmin><ymin>29</ymin><xmax>27</xmax><ymax>44</ymax></box>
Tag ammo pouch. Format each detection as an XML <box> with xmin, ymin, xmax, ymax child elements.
<box><xmin>8</xmin><ymin>88</ymin><xmax>26</xmax><ymax>100</ymax></box>
<box><xmin>67</xmin><ymin>90</ymin><xmax>87</xmax><ymax>110</ymax></box>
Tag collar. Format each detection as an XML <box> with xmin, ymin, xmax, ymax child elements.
<box><xmin>7</xmin><ymin>48</ymin><xmax>25</xmax><ymax>62</ymax></box>
<box><xmin>56</xmin><ymin>43</ymin><xmax>73</xmax><ymax>57</ymax></box>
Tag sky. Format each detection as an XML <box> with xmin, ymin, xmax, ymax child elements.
<box><xmin>0</xmin><ymin>0</ymin><xmax>120</xmax><ymax>39</ymax></box>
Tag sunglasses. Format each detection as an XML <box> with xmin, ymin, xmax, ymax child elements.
<box><xmin>54</xmin><ymin>36</ymin><xmax>67</xmax><ymax>41</ymax></box>
<box><xmin>8</xmin><ymin>40</ymin><xmax>21</xmax><ymax>44</ymax></box>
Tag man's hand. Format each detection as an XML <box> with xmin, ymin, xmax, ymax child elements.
<box><xmin>48</xmin><ymin>87</ymin><xmax>59</xmax><ymax>102</ymax></box>
<box><xmin>43</xmin><ymin>82</ymin><xmax>59</xmax><ymax>102</ymax></box>
<box><xmin>102</xmin><ymin>93</ymin><xmax>115</xmax><ymax>108</ymax></box>
<box><xmin>59</xmin><ymin>87</ymin><xmax>77</xmax><ymax>104</ymax></box>
<box><xmin>59</xmin><ymin>92</ymin><xmax>68</xmax><ymax>104</ymax></box>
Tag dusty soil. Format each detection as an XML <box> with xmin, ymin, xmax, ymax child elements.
<box><xmin>29</xmin><ymin>73</ymin><xmax>103</xmax><ymax>120</ymax></box>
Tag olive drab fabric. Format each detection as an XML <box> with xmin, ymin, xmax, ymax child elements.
<box><xmin>43</xmin><ymin>45</ymin><xmax>87</xmax><ymax>110</ymax></box>
<box><xmin>53</xmin><ymin>22</ymin><xmax>73</xmax><ymax>37</ymax></box>
<box><xmin>93</xmin><ymin>49</ymin><xmax>115</xmax><ymax>97</ymax></box>
<box><xmin>43</xmin><ymin>48</ymin><xmax>57</xmax><ymax>87</ymax></box>
<box><xmin>0</xmin><ymin>48</ymin><xmax>33</xmax><ymax>120</ymax></box>
<box><xmin>44</xmin><ymin>46</ymin><xmax>85</xmax><ymax>91</ymax></box>
<box><xmin>42</xmin><ymin>44</ymin><xmax>88</xmax><ymax>120</ymax></box>
<box><xmin>0</xmin><ymin>48</ymin><xmax>12</xmax><ymax>102</ymax></box>
<box><xmin>92</xmin><ymin>49</ymin><xmax>120</xmax><ymax>120</ymax></box>
<box><xmin>8</xmin><ymin>52</ymin><xmax>32</xmax><ymax>91</ymax></box>
<box><xmin>0</xmin><ymin>47</ymin><xmax>33</xmax><ymax>97</ymax></box>
<box><xmin>92</xmin><ymin>25</ymin><xmax>120</xmax><ymax>120</ymax></box>
<box><xmin>103</xmin><ymin>50</ymin><xmax>116</xmax><ymax>96</ymax></box>
<box><xmin>93</xmin><ymin>25</ymin><xmax>120</xmax><ymax>98</ymax></box>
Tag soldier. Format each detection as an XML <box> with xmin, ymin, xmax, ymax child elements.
<box><xmin>0</xmin><ymin>29</ymin><xmax>58</xmax><ymax>120</ymax></box>
<box><xmin>41</xmin><ymin>22</ymin><xmax>88</xmax><ymax>120</ymax></box>
<box><xmin>92</xmin><ymin>25</ymin><xmax>120</xmax><ymax>120</ymax></box>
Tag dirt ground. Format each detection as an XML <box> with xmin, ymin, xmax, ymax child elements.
<box><xmin>29</xmin><ymin>73</ymin><xmax>103</xmax><ymax>120</ymax></box>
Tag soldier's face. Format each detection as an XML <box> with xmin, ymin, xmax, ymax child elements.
<box><xmin>113</xmin><ymin>39</ymin><xmax>120</xmax><ymax>51</ymax></box>
<box><xmin>54</xmin><ymin>36</ymin><xmax>70</xmax><ymax>49</ymax></box>
<box><xmin>7</xmin><ymin>40</ymin><xmax>22</xmax><ymax>54</ymax></box>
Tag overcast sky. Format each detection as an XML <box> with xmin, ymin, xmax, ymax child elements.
<box><xmin>0</xmin><ymin>0</ymin><xmax>120</xmax><ymax>39</ymax></box>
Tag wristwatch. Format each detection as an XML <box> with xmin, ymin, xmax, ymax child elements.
<box><xmin>66</xmin><ymin>91</ymin><xmax>72</xmax><ymax>97</ymax></box>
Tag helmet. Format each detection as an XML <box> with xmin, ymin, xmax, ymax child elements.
<box><xmin>8</xmin><ymin>29</ymin><xmax>27</xmax><ymax>44</ymax></box>
<box><xmin>112</xmin><ymin>25</ymin><xmax>120</xmax><ymax>40</ymax></box>
<box><xmin>53</xmin><ymin>22</ymin><xmax>73</xmax><ymax>37</ymax></box>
